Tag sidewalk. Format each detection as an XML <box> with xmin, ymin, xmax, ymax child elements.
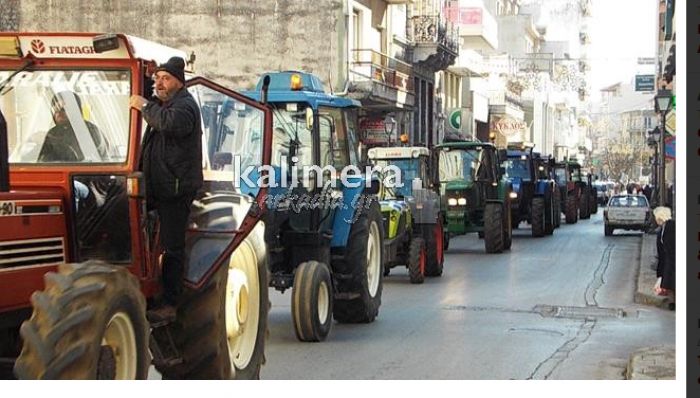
<box><xmin>625</xmin><ymin>232</ymin><xmax>675</xmax><ymax>380</ymax></box>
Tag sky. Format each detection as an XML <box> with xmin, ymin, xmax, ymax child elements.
<box><xmin>588</xmin><ymin>0</ymin><xmax>658</xmax><ymax>97</ymax></box>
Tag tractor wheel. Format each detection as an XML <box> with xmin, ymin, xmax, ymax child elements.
<box><xmin>407</xmin><ymin>238</ymin><xmax>426</xmax><ymax>284</ymax></box>
<box><xmin>565</xmin><ymin>194</ymin><xmax>578</xmax><ymax>224</ymax></box>
<box><xmin>503</xmin><ymin>198</ymin><xmax>513</xmax><ymax>250</ymax></box>
<box><xmin>605</xmin><ymin>225</ymin><xmax>614</xmax><ymax>236</ymax></box>
<box><xmin>333</xmin><ymin>199</ymin><xmax>384</xmax><ymax>323</ymax></box>
<box><xmin>531</xmin><ymin>197</ymin><xmax>545</xmax><ymax>238</ymax></box>
<box><xmin>591</xmin><ymin>191</ymin><xmax>598</xmax><ymax>214</ymax></box>
<box><xmin>157</xmin><ymin>226</ymin><xmax>268</xmax><ymax>379</ymax></box>
<box><xmin>484</xmin><ymin>203</ymin><xmax>504</xmax><ymax>253</ymax></box>
<box><xmin>544</xmin><ymin>189</ymin><xmax>555</xmax><ymax>235</ymax></box>
<box><xmin>14</xmin><ymin>261</ymin><xmax>149</xmax><ymax>379</ymax></box>
<box><xmin>424</xmin><ymin>222</ymin><xmax>444</xmax><ymax>277</ymax></box>
<box><xmin>443</xmin><ymin>230</ymin><xmax>450</xmax><ymax>251</ymax></box>
<box><xmin>580</xmin><ymin>187</ymin><xmax>591</xmax><ymax>219</ymax></box>
<box><xmin>291</xmin><ymin>261</ymin><xmax>333</xmax><ymax>342</ymax></box>
<box><xmin>553</xmin><ymin>189</ymin><xmax>561</xmax><ymax>229</ymax></box>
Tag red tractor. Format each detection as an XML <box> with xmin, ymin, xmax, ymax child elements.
<box><xmin>0</xmin><ymin>33</ymin><xmax>271</xmax><ymax>379</ymax></box>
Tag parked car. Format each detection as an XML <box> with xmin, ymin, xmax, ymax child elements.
<box><xmin>604</xmin><ymin>194</ymin><xmax>651</xmax><ymax>236</ymax></box>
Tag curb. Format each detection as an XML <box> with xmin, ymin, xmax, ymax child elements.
<box><xmin>625</xmin><ymin>346</ymin><xmax>675</xmax><ymax>380</ymax></box>
<box><xmin>633</xmin><ymin>232</ymin><xmax>673</xmax><ymax>310</ymax></box>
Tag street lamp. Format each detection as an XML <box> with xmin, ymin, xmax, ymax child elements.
<box><xmin>654</xmin><ymin>89</ymin><xmax>673</xmax><ymax>206</ymax></box>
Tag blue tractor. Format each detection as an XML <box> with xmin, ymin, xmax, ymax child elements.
<box><xmin>500</xmin><ymin>143</ymin><xmax>557</xmax><ymax>237</ymax></box>
<box><xmin>245</xmin><ymin>72</ymin><xmax>384</xmax><ymax>342</ymax></box>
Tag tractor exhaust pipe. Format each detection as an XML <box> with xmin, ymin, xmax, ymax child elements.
<box><xmin>260</xmin><ymin>75</ymin><xmax>271</xmax><ymax>105</ymax></box>
<box><xmin>0</xmin><ymin>110</ymin><xmax>9</xmax><ymax>192</ymax></box>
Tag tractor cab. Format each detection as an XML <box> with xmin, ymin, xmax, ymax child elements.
<box><xmin>367</xmin><ymin>146</ymin><xmax>444</xmax><ymax>282</ymax></box>
<box><xmin>244</xmin><ymin>71</ymin><xmax>385</xmax><ymax>342</ymax></box>
<box><xmin>0</xmin><ymin>33</ymin><xmax>272</xmax><ymax>379</ymax></box>
<box><xmin>435</xmin><ymin>140</ymin><xmax>512</xmax><ymax>253</ymax></box>
<box><xmin>499</xmin><ymin>143</ymin><xmax>558</xmax><ymax>236</ymax></box>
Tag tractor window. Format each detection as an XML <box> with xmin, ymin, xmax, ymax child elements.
<box><xmin>554</xmin><ymin>168</ymin><xmax>567</xmax><ymax>183</ymax></box>
<box><xmin>374</xmin><ymin>157</ymin><xmax>421</xmax><ymax>198</ymax></box>
<box><xmin>438</xmin><ymin>148</ymin><xmax>483</xmax><ymax>183</ymax></box>
<box><xmin>503</xmin><ymin>157</ymin><xmax>532</xmax><ymax>181</ymax></box>
<box><xmin>319</xmin><ymin>107</ymin><xmax>350</xmax><ymax>170</ymax></box>
<box><xmin>189</xmin><ymin>84</ymin><xmax>265</xmax><ymax>196</ymax></box>
<box><xmin>2</xmin><ymin>69</ymin><xmax>131</xmax><ymax>164</ymax></box>
<box><xmin>344</xmin><ymin>109</ymin><xmax>360</xmax><ymax>166</ymax></box>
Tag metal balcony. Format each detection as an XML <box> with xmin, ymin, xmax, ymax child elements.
<box><xmin>349</xmin><ymin>49</ymin><xmax>415</xmax><ymax>110</ymax></box>
<box><xmin>408</xmin><ymin>15</ymin><xmax>459</xmax><ymax>72</ymax></box>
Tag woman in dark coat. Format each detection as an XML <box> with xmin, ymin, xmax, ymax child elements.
<box><xmin>653</xmin><ymin>207</ymin><xmax>675</xmax><ymax>294</ymax></box>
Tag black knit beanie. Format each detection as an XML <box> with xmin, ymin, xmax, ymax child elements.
<box><xmin>155</xmin><ymin>57</ymin><xmax>186</xmax><ymax>84</ymax></box>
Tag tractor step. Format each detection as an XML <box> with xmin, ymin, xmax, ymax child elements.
<box><xmin>149</xmin><ymin>320</ymin><xmax>184</xmax><ymax>369</ymax></box>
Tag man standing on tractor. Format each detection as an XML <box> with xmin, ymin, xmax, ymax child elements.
<box><xmin>129</xmin><ymin>57</ymin><xmax>203</xmax><ymax>321</ymax></box>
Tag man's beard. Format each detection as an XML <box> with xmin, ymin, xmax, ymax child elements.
<box><xmin>155</xmin><ymin>88</ymin><xmax>176</xmax><ymax>102</ymax></box>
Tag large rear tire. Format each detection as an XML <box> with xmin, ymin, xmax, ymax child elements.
<box><xmin>503</xmin><ymin>198</ymin><xmax>513</xmax><ymax>250</ymax></box>
<box><xmin>531</xmin><ymin>197</ymin><xmax>545</xmax><ymax>238</ymax></box>
<box><xmin>553</xmin><ymin>188</ymin><xmax>561</xmax><ymax>229</ymax></box>
<box><xmin>291</xmin><ymin>261</ymin><xmax>333</xmax><ymax>342</ymax></box>
<box><xmin>156</xmin><ymin>226</ymin><xmax>268</xmax><ymax>379</ymax></box>
<box><xmin>333</xmin><ymin>199</ymin><xmax>384</xmax><ymax>323</ymax></box>
<box><xmin>407</xmin><ymin>238</ymin><xmax>426</xmax><ymax>284</ymax></box>
<box><xmin>14</xmin><ymin>261</ymin><xmax>149</xmax><ymax>379</ymax></box>
<box><xmin>543</xmin><ymin>188</ymin><xmax>555</xmax><ymax>235</ymax></box>
<box><xmin>484</xmin><ymin>203</ymin><xmax>504</xmax><ymax>253</ymax></box>
<box><xmin>580</xmin><ymin>187</ymin><xmax>591</xmax><ymax>219</ymax></box>
<box><xmin>424</xmin><ymin>222</ymin><xmax>444</xmax><ymax>277</ymax></box>
<box><xmin>565</xmin><ymin>194</ymin><xmax>578</xmax><ymax>224</ymax></box>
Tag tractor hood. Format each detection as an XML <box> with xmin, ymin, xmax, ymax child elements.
<box><xmin>444</xmin><ymin>180</ymin><xmax>473</xmax><ymax>192</ymax></box>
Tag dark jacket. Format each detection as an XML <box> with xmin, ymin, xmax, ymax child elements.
<box><xmin>656</xmin><ymin>219</ymin><xmax>675</xmax><ymax>291</ymax></box>
<box><xmin>141</xmin><ymin>88</ymin><xmax>203</xmax><ymax>203</ymax></box>
<box><xmin>39</xmin><ymin>120</ymin><xmax>110</xmax><ymax>162</ymax></box>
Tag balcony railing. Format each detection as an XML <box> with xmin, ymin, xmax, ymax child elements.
<box><xmin>350</xmin><ymin>49</ymin><xmax>414</xmax><ymax>94</ymax></box>
<box><xmin>408</xmin><ymin>15</ymin><xmax>459</xmax><ymax>53</ymax></box>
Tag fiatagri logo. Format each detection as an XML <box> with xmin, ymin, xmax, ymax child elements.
<box><xmin>29</xmin><ymin>38</ymin><xmax>96</xmax><ymax>55</ymax></box>
<box><xmin>30</xmin><ymin>39</ymin><xmax>45</xmax><ymax>54</ymax></box>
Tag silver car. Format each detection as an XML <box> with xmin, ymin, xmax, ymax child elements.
<box><xmin>603</xmin><ymin>194</ymin><xmax>651</xmax><ymax>236</ymax></box>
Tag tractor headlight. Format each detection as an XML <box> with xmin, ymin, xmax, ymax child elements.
<box><xmin>448</xmin><ymin>198</ymin><xmax>458</xmax><ymax>206</ymax></box>
<box><xmin>509</xmin><ymin>192</ymin><xmax>518</xmax><ymax>199</ymax></box>
<box><xmin>457</xmin><ymin>198</ymin><xmax>467</xmax><ymax>206</ymax></box>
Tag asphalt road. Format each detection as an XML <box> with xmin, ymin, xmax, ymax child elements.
<box><xmin>260</xmin><ymin>212</ymin><xmax>675</xmax><ymax>380</ymax></box>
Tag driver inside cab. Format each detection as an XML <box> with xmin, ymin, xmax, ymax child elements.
<box><xmin>38</xmin><ymin>91</ymin><xmax>111</xmax><ymax>162</ymax></box>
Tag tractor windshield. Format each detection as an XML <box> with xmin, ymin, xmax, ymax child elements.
<box><xmin>269</xmin><ymin>105</ymin><xmax>313</xmax><ymax>170</ymax></box>
<box><xmin>1</xmin><ymin>69</ymin><xmax>131</xmax><ymax>164</ymax></box>
<box><xmin>503</xmin><ymin>157</ymin><xmax>532</xmax><ymax>181</ymax></box>
<box><xmin>554</xmin><ymin>167</ymin><xmax>567</xmax><ymax>184</ymax></box>
<box><xmin>438</xmin><ymin>147</ymin><xmax>490</xmax><ymax>183</ymax></box>
<box><xmin>374</xmin><ymin>157</ymin><xmax>422</xmax><ymax>198</ymax></box>
<box><xmin>569</xmin><ymin>165</ymin><xmax>582</xmax><ymax>182</ymax></box>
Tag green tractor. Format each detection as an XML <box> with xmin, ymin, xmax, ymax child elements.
<box><xmin>436</xmin><ymin>140</ymin><xmax>513</xmax><ymax>253</ymax></box>
<box><xmin>368</xmin><ymin>146</ymin><xmax>444</xmax><ymax>284</ymax></box>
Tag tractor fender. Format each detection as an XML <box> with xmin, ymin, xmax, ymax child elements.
<box><xmin>534</xmin><ymin>180</ymin><xmax>549</xmax><ymax>196</ymax></box>
<box><xmin>330</xmin><ymin>174</ymin><xmax>375</xmax><ymax>248</ymax></box>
